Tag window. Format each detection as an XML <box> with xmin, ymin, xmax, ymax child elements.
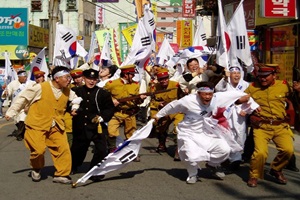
<box><xmin>161</xmin><ymin>17</ymin><xmax>166</xmax><ymax>20</ymax></box>
<box><xmin>161</xmin><ymin>27</ymin><xmax>166</xmax><ymax>30</ymax></box>
<box><xmin>174</xmin><ymin>7</ymin><xmax>179</xmax><ymax>13</ymax></box>
<box><xmin>66</xmin><ymin>0</ymin><xmax>77</xmax><ymax>10</ymax></box>
<box><xmin>31</xmin><ymin>0</ymin><xmax>42</xmax><ymax>12</ymax></box>
<box><xmin>84</xmin><ymin>20</ymin><xmax>93</xmax><ymax>36</ymax></box>
<box><xmin>161</xmin><ymin>8</ymin><xmax>166</xmax><ymax>11</ymax></box>
<box><xmin>40</xmin><ymin>19</ymin><xmax>49</xmax><ymax>29</ymax></box>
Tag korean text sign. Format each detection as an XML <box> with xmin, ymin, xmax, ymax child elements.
<box><xmin>0</xmin><ymin>8</ymin><xmax>28</xmax><ymax>45</ymax></box>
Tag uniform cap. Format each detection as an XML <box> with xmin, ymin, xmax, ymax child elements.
<box><xmin>83</xmin><ymin>69</ymin><xmax>99</xmax><ymax>79</ymax></box>
<box><xmin>120</xmin><ymin>64</ymin><xmax>136</xmax><ymax>74</ymax></box>
<box><xmin>33</xmin><ymin>70</ymin><xmax>45</xmax><ymax>78</ymax></box>
<box><xmin>257</xmin><ymin>63</ymin><xmax>278</xmax><ymax>76</ymax></box>
<box><xmin>156</xmin><ymin>68</ymin><xmax>169</xmax><ymax>79</ymax></box>
<box><xmin>70</xmin><ymin>69</ymin><xmax>83</xmax><ymax>78</ymax></box>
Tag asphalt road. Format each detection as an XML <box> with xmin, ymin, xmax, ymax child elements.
<box><xmin>0</xmin><ymin>117</ymin><xmax>300</xmax><ymax>200</ymax></box>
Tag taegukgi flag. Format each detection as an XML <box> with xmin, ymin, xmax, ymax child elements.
<box><xmin>227</xmin><ymin>0</ymin><xmax>253</xmax><ymax>72</ymax></box>
<box><xmin>28</xmin><ymin>47</ymin><xmax>48</xmax><ymax>81</ymax></box>
<box><xmin>4</xmin><ymin>52</ymin><xmax>17</xmax><ymax>84</ymax></box>
<box><xmin>216</xmin><ymin>0</ymin><xmax>231</xmax><ymax>70</ymax></box>
<box><xmin>193</xmin><ymin>16</ymin><xmax>207</xmax><ymax>46</ymax></box>
<box><xmin>74</xmin><ymin>119</ymin><xmax>154</xmax><ymax>186</ymax></box>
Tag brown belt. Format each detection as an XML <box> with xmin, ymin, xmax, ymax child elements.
<box><xmin>260</xmin><ymin>119</ymin><xmax>287</xmax><ymax>125</ymax></box>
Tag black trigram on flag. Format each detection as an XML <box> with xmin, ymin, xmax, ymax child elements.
<box><xmin>148</xmin><ymin>18</ymin><xmax>155</xmax><ymax>26</ymax></box>
<box><xmin>62</xmin><ymin>32</ymin><xmax>73</xmax><ymax>43</ymax></box>
<box><xmin>119</xmin><ymin>150</ymin><xmax>136</xmax><ymax>164</ymax></box>
<box><xmin>207</xmin><ymin>47</ymin><xmax>215</xmax><ymax>51</ymax></box>
<box><xmin>236</xmin><ymin>35</ymin><xmax>245</xmax><ymax>50</ymax></box>
<box><xmin>141</xmin><ymin>36</ymin><xmax>151</xmax><ymax>46</ymax></box>
<box><xmin>216</xmin><ymin>36</ymin><xmax>221</xmax><ymax>50</ymax></box>
<box><xmin>36</xmin><ymin>57</ymin><xmax>42</xmax><ymax>65</ymax></box>
<box><xmin>201</xmin><ymin>33</ymin><xmax>206</xmax><ymax>41</ymax></box>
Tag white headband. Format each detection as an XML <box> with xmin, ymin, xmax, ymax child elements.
<box><xmin>18</xmin><ymin>72</ymin><xmax>27</xmax><ymax>76</ymax></box>
<box><xmin>229</xmin><ymin>67</ymin><xmax>241</xmax><ymax>72</ymax></box>
<box><xmin>53</xmin><ymin>70</ymin><xmax>69</xmax><ymax>79</ymax></box>
<box><xmin>197</xmin><ymin>87</ymin><xmax>214</xmax><ymax>93</ymax></box>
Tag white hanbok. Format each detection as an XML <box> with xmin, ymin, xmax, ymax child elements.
<box><xmin>215</xmin><ymin>76</ymin><xmax>250</xmax><ymax>162</ymax></box>
<box><xmin>156</xmin><ymin>91</ymin><xmax>258</xmax><ymax>177</ymax></box>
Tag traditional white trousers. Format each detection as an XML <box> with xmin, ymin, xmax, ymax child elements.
<box><xmin>177</xmin><ymin>132</ymin><xmax>231</xmax><ymax>177</ymax></box>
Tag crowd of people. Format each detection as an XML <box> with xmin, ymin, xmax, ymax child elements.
<box><xmin>1</xmin><ymin>57</ymin><xmax>299</xmax><ymax>188</ymax></box>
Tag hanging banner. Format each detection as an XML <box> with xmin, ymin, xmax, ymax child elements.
<box><xmin>180</xmin><ymin>20</ymin><xmax>193</xmax><ymax>48</ymax></box>
<box><xmin>261</xmin><ymin>0</ymin><xmax>297</xmax><ymax>18</ymax></box>
<box><xmin>122</xmin><ymin>23</ymin><xmax>138</xmax><ymax>46</ymax></box>
<box><xmin>0</xmin><ymin>8</ymin><xmax>28</xmax><ymax>45</ymax></box>
<box><xmin>176</xmin><ymin>20</ymin><xmax>182</xmax><ymax>47</ymax></box>
<box><xmin>119</xmin><ymin>22</ymin><xmax>136</xmax><ymax>62</ymax></box>
<box><xmin>95</xmin><ymin>4</ymin><xmax>105</xmax><ymax>25</ymax></box>
<box><xmin>95</xmin><ymin>29</ymin><xmax>121</xmax><ymax>66</ymax></box>
<box><xmin>182</xmin><ymin>0</ymin><xmax>196</xmax><ymax>18</ymax></box>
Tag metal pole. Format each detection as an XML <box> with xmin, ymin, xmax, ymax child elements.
<box><xmin>48</xmin><ymin>0</ymin><xmax>60</xmax><ymax>65</ymax></box>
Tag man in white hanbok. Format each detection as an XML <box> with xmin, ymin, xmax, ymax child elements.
<box><xmin>154</xmin><ymin>81</ymin><xmax>258</xmax><ymax>184</ymax></box>
<box><xmin>215</xmin><ymin>66</ymin><xmax>250</xmax><ymax>170</ymax></box>
<box><xmin>2</xmin><ymin>70</ymin><xmax>35</xmax><ymax>140</ymax></box>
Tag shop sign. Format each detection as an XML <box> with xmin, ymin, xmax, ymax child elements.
<box><xmin>0</xmin><ymin>45</ymin><xmax>29</xmax><ymax>60</ymax></box>
<box><xmin>0</xmin><ymin>8</ymin><xmax>28</xmax><ymax>45</ymax></box>
<box><xmin>182</xmin><ymin>0</ymin><xmax>196</xmax><ymax>18</ymax></box>
<box><xmin>29</xmin><ymin>24</ymin><xmax>49</xmax><ymax>48</ymax></box>
<box><xmin>261</xmin><ymin>0</ymin><xmax>297</xmax><ymax>18</ymax></box>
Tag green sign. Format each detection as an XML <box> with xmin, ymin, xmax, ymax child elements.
<box><xmin>170</xmin><ymin>0</ymin><xmax>182</xmax><ymax>6</ymax></box>
<box><xmin>119</xmin><ymin>22</ymin><xmax>135</xmax><ymax>62</ymax></box>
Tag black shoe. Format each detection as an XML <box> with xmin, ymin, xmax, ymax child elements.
<box><xmin>16</xmin><ymin>136</ymin><xmax>23</xmax><ymax>141</ymax></box>
<box><xmin>89</xmin><ymin>175</ymin><xmax>105</xmax><ymax>182</ymax></box>
<box><xmin>8</xmin><ymin>130</ymin><xmax>18</xmax><ymax>137</ymax></box>
<box><xmin>70</xmin><ymin>168</ymin><xmax>78</xmax><ymax>175</ymax></box>
<box><xmin>285</xmin><ymin>165</ymin><xmax>300</xmax><ymax>172</ymax></box>
<box><xmin>229</xmin><ymin>160</ymin><xmax>241</xmax><ymax>171</ymax></box>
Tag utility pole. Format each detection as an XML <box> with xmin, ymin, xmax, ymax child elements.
<box><xmin>48</xmin><ymin>0</ymin><xmax>60</xmax><ymax>65</ymax></box>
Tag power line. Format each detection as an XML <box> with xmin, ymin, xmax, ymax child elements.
<box><xmin>82</xmin><ymin>0</ymin><xmax>136</xmax><ymax>22</ymax></box>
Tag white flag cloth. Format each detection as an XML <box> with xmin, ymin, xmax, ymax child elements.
<box><xmin>121</xmin><ymin>18</ymin><xmax>152</xmax><ymax>68</ymax></box>
<box><xmin>143</xmin><ymin>4</ymin><xmax>156</xmax><ymax>52</ymax></box>
<box><xmin>74</xmin><ymin>119</ymin><xmax>154</xmax><ymax>185</ymax></box>
<box><xmin>157</xmin><ymin>37</ymin><xmax>175</xmax><ymax>66</ymax></box>
<box><xmin>75</xmin><ymin>41</ymin><xmax>88</xmax><ymax>58</ymax></box>
<box><xmin>87</xmin><ymin>32</ymin><xmax>99</xmax><ymax>65</ymax></box>
<box><xmin>100</xmin><ymin>33</ymin><xmax>113</xmax><ymax>66</ymax></box>
<box><xmin>193</xmin><ymin>16</ymin><xmax>207</xmax><ymax>46</ymax></box>
<box><xmin>227</xmin><ymin>0</ymin><xmax>253</xmax><ymax>72</ymax></box>
<box><xmin>28</xmin><ymin>47</ymin><xmax>48</xmax><ymax>80</ymax></box>
<box><xmin>216</xmin><ymin>0</ymin><xmax>231</xmax><ymax>69</ymax></box>
<box><xmin>4</xmin><ymin>52</ymin><xmax>17</xmax><ymax>84</ymax></box>
<box><xmin>53</xmin><ymin>23</ymin><xmax>82</xmax><ymax>67</ymax></box>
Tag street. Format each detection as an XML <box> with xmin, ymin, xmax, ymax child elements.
<box><xmin>0</xmin><ymin>117</ymin><xmax>300</xmax><ymax>200</ymax></box>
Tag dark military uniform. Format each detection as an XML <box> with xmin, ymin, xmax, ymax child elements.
<box><xmin>245</xmin><ymin>79</ymin><xmax>294</xmax><ymax>179</ymax></box>
<box><xmin>71</xmin><ymin>81</ymin><xmax>115</xmax><ymax>172</ymax></box>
